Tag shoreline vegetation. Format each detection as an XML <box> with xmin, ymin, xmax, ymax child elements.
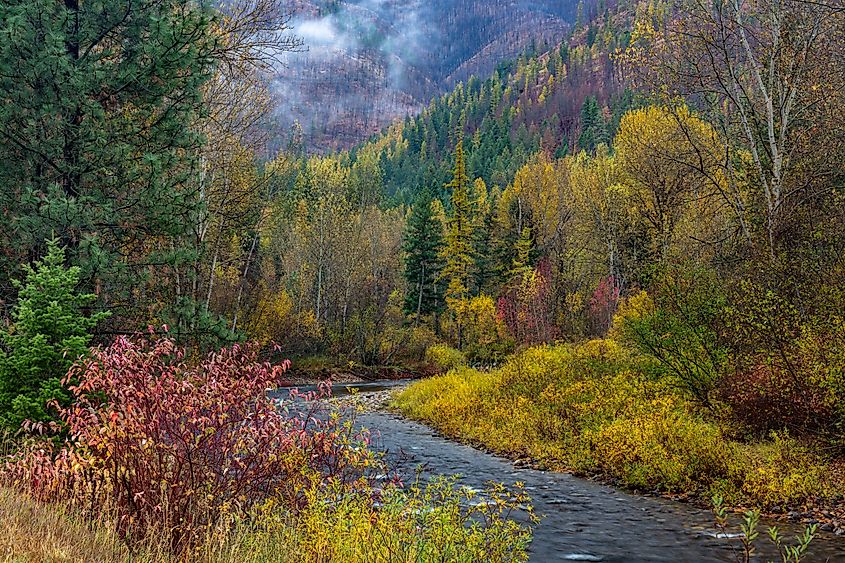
<box><xmin>393</xmin><ymin>341</ymin><xmax>845</xmax><ymax>535</ymax></box>
<box><xmin>0</xmin><ymin>338</ymin><xmax>534</xmax><ymax>563</ymax></box>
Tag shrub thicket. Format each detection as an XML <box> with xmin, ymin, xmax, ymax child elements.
<box><xmin>395</xmin><ymin>341</ymin><xmax>835</xmax><ymax>509</ymax></box>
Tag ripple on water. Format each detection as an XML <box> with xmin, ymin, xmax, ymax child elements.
<box><xmin>562</xmin><ymin>555</ymin><xmax>603</xmax><ymax>562</ymax></box>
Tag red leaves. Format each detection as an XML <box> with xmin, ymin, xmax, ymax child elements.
<box><xmin>497</xmin><ymin>259</ymin><xmax>559</xmax><ymax>346</ymax></box>
<box><xmin>590</xmin><ymin>275</ymin><xmax>621</xmax><ymax>335</ymax></box>
<box><xmin>2</xmin><ymin>336</ymin><xmax>375</xmax><ymax>552</ymax></box>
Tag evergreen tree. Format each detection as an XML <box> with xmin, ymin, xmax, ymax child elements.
<box><xmin>0</xmin><ymin>239</ymin><xmax>108</xmax><ymax>430</ymax></box>
<box><xmin>578</xmin><ymin>96</ymin><xmax>608</xmax><ymax>153</ymax></box>
<box><xmin>471</xmin><ymin>178</ymin><xmax>496</xmax><ymax>294</ymax></box>
<box><xmin>510</xmin><ymin>227</ymin><xmax>534</xmax><ymax>279</ymax></box>
<box><xmin>441</xmin><ymin>140</ymin><xmax>476</xmax><ymax>347</ymax></box>
<box><xmin>402</xmin><ymin>190</ymin><xmax>444</xmax><ymax>323</ymax></box>
<box><xmin>0</xmin><ymin>0</ymin><xmax>216</xmax><ymax>318</ymax></box>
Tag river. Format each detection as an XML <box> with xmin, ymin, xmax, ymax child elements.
<box><xmin>279</xmin><ymin>382</ymin><xmax>845</xmax><ymax>561</ymax></box>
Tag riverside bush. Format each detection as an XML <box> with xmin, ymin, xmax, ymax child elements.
<box><xmin>425</xmin><ymin>343</ymin><xmax>467</xmax><ymax>372</ymax></box>
<box><xmin>2</xmin><ymin>336</ymin><xmax>375</xmax><ymax>551</ymax></box>
<box><xmin>2</xmin><ymin>336</ymin><xmax>535</xmax><ymax>559</ymax></box>
<box><xmin>1</xmin><ymin>478</ymin><xmax>535</xmax><ymax>563</ymax></box>
<box><xmin>395</xmin><ymin>342</ymin><xmax>835</xmax><ymax>508</ymax></box>
<box><xmin>613</xmin><ymin>264</ymin><xmax>728</xmax><ymax>406</ymax></box>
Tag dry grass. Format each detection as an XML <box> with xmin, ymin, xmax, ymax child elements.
<box><xmin>0</xmin><ymin>487</ymin><xmax>135</xmax><ymax>562</ymax></box>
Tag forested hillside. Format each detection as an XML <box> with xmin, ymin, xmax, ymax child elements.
<box><xmin>361</xmin><ymin>0</ymin><xmax>636</xmax><ymax>202</ymax></box>
<box><xmin>276</xmin><ymin>0</ymin><xmax>597</xmax><ymax>151</ymax></box>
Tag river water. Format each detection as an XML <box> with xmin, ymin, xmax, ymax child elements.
<box><xmin>360</xmin><ymin>411</ymin><xmax>845</xmax><ymax>562</ymax></box>
<box><xmin>278</xmin><ymin>383</ymin><xmax>845</xmax><ymax>561</ymax></box>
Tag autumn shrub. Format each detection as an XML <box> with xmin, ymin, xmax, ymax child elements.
<box><xmin>395</xmin><ymin>341</ymin><xmax>835</xmax><ymax>508</ymax></box>
<box><xmin>405</xmin><ymin>324</ymin><xmax>441</xmax><ymax>362</ymax></box>
<box><xmin>243</xmin><ymin>286</ymin><xmax>321</xmax><ymax>354</ymax></box>
<box><xmin>2</xmin><ymin>477</ymin><xmax>535</xmax><ymax>563</ymax></box>
<box><xmin>425</xmin><ymin>343</ymin><xmax>467</xmax><ymax>372</ymax></box>
<box><xmin>588</xmin><ymin>275</ymin><xmax>620</xmax><ymax>335</ymax></box>
<box><xmin>719</xmin><ymin>363</ymin><xmax>834</xmax><ymax>440</ymax></box>
<box><xmin>1</xmin><ymin>336</ymin><xmax>376</xmax><ymax>551</ymax></box>
<box><xmin>392</xmin><ymin>366</ymin><xmax>490</xmax><ymax>437</ymax></box>
<box><xmin>723</xmin><ymin>281</ymin><xmax>845</xmax><ymax>443</ymax></box>
<box><xmin>735</xmin><ymin>433</ymin><xmax>831</xmax><ymax>509</ymax></box>
<box><xmin>613</xmin><ymin>264</ymin><xmax>728</xmax><ymax>406</ymax></box>
<box><xmin>452</xmin><ymin>294</ymin><xmax>513</xmax><ymax>363</ymax></box>
<box><xmin>497</xmin><ymin>260</ymin><xmax>558</xmax><ymax>346</ymax></box>
<box><xmin>249</xmin><ymin>477</ymin><xmax>534</xmax><ymax>563</ymax></box>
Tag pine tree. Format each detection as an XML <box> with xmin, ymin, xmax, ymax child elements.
<box><xmin>578</xmin><ymin>96</ymin><xmax>608</xmax><ymax>153</ymax></box>
<box><xmin>402</xmin><ymin>190</ymin><xmax>444</xmax><ymax>324</ymax></box>
<box><xmin>0</xmin><ymin>0</ymin><xmax>216</xmax><ymax>317</ymax></box>
<box><xmin>0</xmin><ymin>239</ymin><xmax>109</xmax><ymax>430</ymax></box>
<box><xmin>441</xmin><ymin>140</ymin><xmax>476</xmax><ymax>347</ymax></box>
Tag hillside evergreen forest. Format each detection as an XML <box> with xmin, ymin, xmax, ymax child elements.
<box><xmin>3</xmin><ymin>0</ymin><xmax>845</xmax><ymax>560</ymax></box>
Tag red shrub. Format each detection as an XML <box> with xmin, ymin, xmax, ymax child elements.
<box><xmin>2</xmin><ymin>336</ymin><xmax>375</xmax><ymax>549</ymax></box>
<box><xmin>589</xmin><ymin>275</ymin><xmax>620</xmax><ymax>335</ymax></box>
<box><xmin>497</xmin><ymin>260</ymin><xmax>558</xmax><ymax>346</ymax></box>
<box><xmin>720</xmin><ymin>363</ymin><xmax>835</xmax><ymax>438</ymax></box>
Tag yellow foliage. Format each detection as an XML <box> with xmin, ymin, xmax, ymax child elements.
<box><xmin>449</xmin><ymin>294</ymin><xmax>509</xmax><ymax>360</ymax></box>
<box><xmin>614</xmin><ymin>104</ymin><xmax>731</xmax><ymax>259</ymax></box>
<box><xmin>608</xmin><ymin>290</ymin><xmax>653</xmax><ymax>340</ymax></box>
<box><xmin>425</xmin><ymin>344</ymin><xmax>467</xmax><ymax>373</ymax></box>
<box><xmin>395</xmin><ymin>342</ymin><xmax>836</xmax><ymax>508</ymax></box>
<box><xmin>243</xmin><ymin>288</ymin><xmax>320</xmax><ymax>345</ymax></box>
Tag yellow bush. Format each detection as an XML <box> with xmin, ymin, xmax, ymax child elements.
<box><xmin>244</xmin><ymin>288</ymin><xmax>320</xmax><ymax>345</ymax></box>
<box><xmin>737</xmin><ymin>433</ymin><xmax>831</xmax><ymax>508</ymax></box>
<box><xmin>425</xmin><ymin>344</ymin><xmax>467</xmax><ymax>372</ymax></box>
<box><xmin>452</xmin><ymin>294</ymin><xmax>511</xmax><ymax>361</ymax></box>
<box><xmin>395</xmin><ymin>341</ymin><xmax>835</xmax><ymax>509</ymax></box>
<box><xmin>608</xmin><ymin>290</ymin><xmax>653</xmax><ymax>341</ymax></box>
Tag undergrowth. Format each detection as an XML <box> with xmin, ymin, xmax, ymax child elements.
<box><xmin>394</xmin><ymin>341</ymin><xmax>838</xmax><ymax>509</ymax></box>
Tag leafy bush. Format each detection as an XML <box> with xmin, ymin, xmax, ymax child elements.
<box><xmin>1</xmin><ymin>477</ymin><xmax>535</xmax><ymax>563</ymax></box>
<box><xmin>2</xmin><ymin>336</ymin><xmax>375</xmax><ymax>551</ymax></box>
<box><xmin>252</xmin><ymin>477</ymin><xmax>535</xmax><ymax>562</ymax></box>
<box><xmin>497</xmin><ymin>260</ymin><xmax>558</xmax><ymax>346</ymax></box>
<box><xmin>613</xmin><ymin>264</ymin><xmax>728</xmax><ymax>406</ymax></box>
<box><xmin>723</xmin><ymin>281</ymin><xmax>845</xmax><ymax>443</ymax></box>
<box><xmin>425</xmin><ymin>343</ymin><xmax>467</xmax><ymax>372</ymax></box>
<box><xmin>719</xmin><ymin>363</ymin><xmax>833</xmax><ymax>440</ymax></box>
<box><xmin>736</xmin><ymin>432</ymin><xmax>831</xmax><ymax>508</ymax></box>
<box><xmin>405</xmin><ymin>325</ymin><xmax>441</xmax><ymax>362</ymax></box>
<box><xmin>395</xmin><ymin>342</ymin><xmax>835</xmax><ymax>508</ymax></box>
<box><xmin>452</xmin><ymin>295</ymin><xmax>513</xmax><ymax>363</ymax></box>
<box><xmin>0</xmin><ymin>239</ymin><xmax>108</xmax><ymax>430</ymax></box>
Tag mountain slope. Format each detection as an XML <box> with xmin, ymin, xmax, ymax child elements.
<box><xmin>346</xmin><ymin>0</ymin><xmax>635</xmax><ymax>202</ymax></box>
<box><xmin>276</xmin><ymin>0</ymin><xmax>583</xmax><ymax>152</ymax></box>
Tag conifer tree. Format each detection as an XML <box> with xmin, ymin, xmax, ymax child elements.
<box><xmin>0</xmin><ymin>0</ymin><xmax>216</xmax><ymax>319</ymax></box>
<box><xmin>441</xmin><ymin>140</ymin><xmax>476</xmax><ymax>347</ymax></box>
<box><xmin>578</xmin><ymin>96</ymin><xmax>608</xmax><ymax>153</ymax></box>
<box><xmin>403</xmin><ymin>190</ymin><xmax>444</xmax><ymax>324</ymax></box>
<box><xmin>0</xmin><ymin>239</ymin><xmax>108</xmax><ymax>429</ymax></box>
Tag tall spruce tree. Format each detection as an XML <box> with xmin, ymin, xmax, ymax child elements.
<box><xmin>578</xmin><ymin>96</ymin><xmax>608</xmax><ymax>153</ymax></box>
<box><xmin>402</xmin><ymin>190</ymin><xmax>444</xmax><ymax>324</ymax></box>
<box><xmin>0</xmin><ymin>0</ymin><xmax>216</xmax><ymax>323</ymax></box>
